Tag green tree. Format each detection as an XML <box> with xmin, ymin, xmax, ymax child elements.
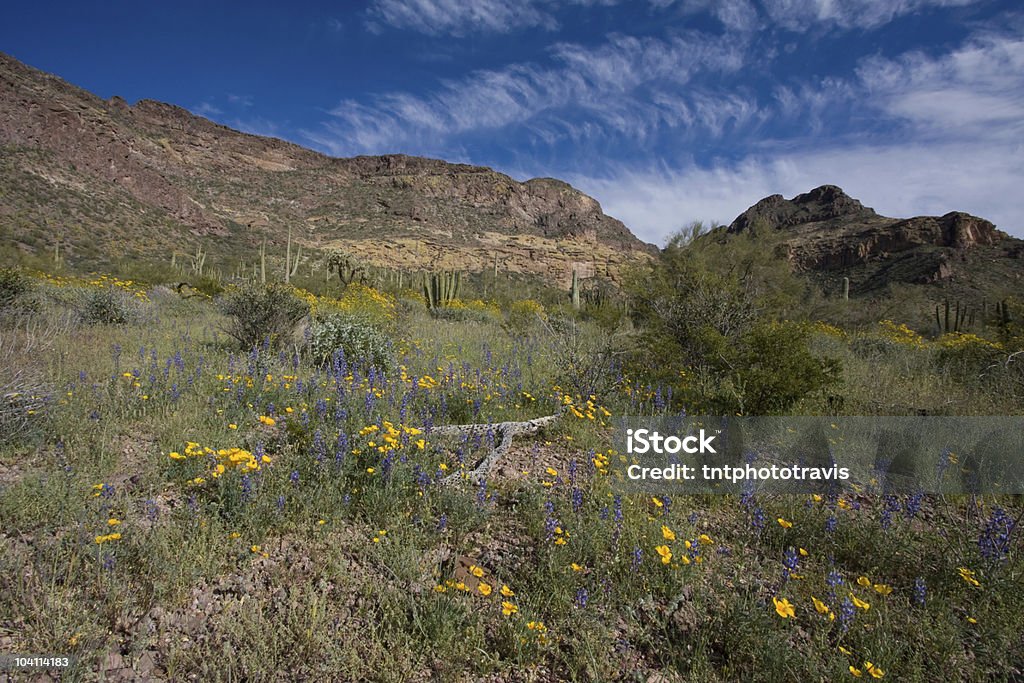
<box><xmin>625</xmin><ymin>221</ymin><xmax>839</xmax><ymax>414</ymax></box>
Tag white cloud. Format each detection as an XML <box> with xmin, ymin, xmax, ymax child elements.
<box><xmin>191</xmin><ymin>101</ymin><xmax>222</xmax><ymax>117</ymax></box>
<box><xmin>762</xmin><ymin>0</ymin><xmax>983</xmax><ymax>32</ymax></box>
<box><xmin>302</xmin><ymin>31</ymin><xmax>746</xmax><ymax>156</ymax></box>
<box><xmin>366</xmin><ymin>0</ymin><xmax>558</xmax><ymax>36</ymax></box>
<box><xmin>670</xmin><ymin>0</ymin><xmax>761</xmax><ymax>32</ymax></box>
<box><xmin>567</xmin><ymin>140</ymin><xmax>1024</xmax><ymax>244</ymax></box>
<box><xmin>365</xmin><ymin>0</ymin><xmax>632</xmax><ymax>36</ymax></box>
<box><xmin>226</xmin><ymin>93</ymin><xmax>254</xmax><ymax>108</ymax></box>
<box><xmin>857</xmin><ymin>33</ymin><xmax>1024</xmax><ymax>139</ymax></box>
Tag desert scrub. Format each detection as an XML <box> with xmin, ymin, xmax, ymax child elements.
<box><xmin>0</xmin><ymin>267</ymin><xmax>40</xmax><ymax>320</ymax></box>
<box><xmin>77</xmin><ymin>286</ymin><xmax>144</xmax><ymax>325</ymax></box>
<box><xmin>504</xmin><ymin>299</ymin><xmax>548</xmax><ymax>336</ymax></box>
<box><xmin>306</xmin><ymin>312</ymin><xmax>393</xmax><ymax>370</ymax></box>
<box><xmin>218</xmin><ymin>282</ymin><xmax>309</xmax><ymax>349</ymax></box>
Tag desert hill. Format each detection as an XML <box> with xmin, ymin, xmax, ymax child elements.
<box><xmin>0</xmin><ymin>52</ymin><xmax>654</xmax><ymax>287</ymax></box>
<box><xmin>726</xmin><ymin>184</ymin><xmax>1024</xmax><ymax>300</ymax></box>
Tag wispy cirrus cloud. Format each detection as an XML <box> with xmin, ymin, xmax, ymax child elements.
<box><xmin>856</xmin><ymin>31</ymin><xmax>1024</xmax><ymax>139</ymax></box>
<box><xmin>365</xmin><ymin>0</ymin><xmax>559</xmax><ymax>36</ymax></box>
<box><xmin>761</xmin><ymin>0</ymin><xmax>984</xmax><ymax>31</ymax></box>
<box><xmin>226</xmin><ymin>93</ymin><xmax>254</xmax><ymax>108</ymax></box>
<box><xmin>191</xmin><ymin>101</ymin><xmax>223</xmax><ymax>117</ymax></box>
<box><xmin>365</xmin><ymin>0</ymin><xmax>629</xmax><ymax>36</ymax></box>
<box><xmin>302</xmin><ymin>31</ymin><xmax>747</xmax><ymax>156</ymax></box>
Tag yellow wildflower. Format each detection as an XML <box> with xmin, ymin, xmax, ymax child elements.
<box><xmin>773</xmin><ymin>596</ymin><xmax>795</xmax><ymax>618</ymax></box>
<box><xmin>811</xmin><ymin>596</ymin><xmax>829</xmax><ymax>614</ymax></box>
<box><xmin>958</xmin><ymin>567</ymin><xmax>981</xmax><ymax>587</ymax></box>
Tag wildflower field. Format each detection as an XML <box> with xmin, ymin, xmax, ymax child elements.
<box><xmin>1</xmin><ymin>261</ymin><xmax>1023</xmax><ymax>682</ymax></box>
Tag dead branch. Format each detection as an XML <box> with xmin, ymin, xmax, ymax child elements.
<box><xmin>433</xmin><ymin>412</ymin><xmax>563</xmax><ymax>486</ymax></box>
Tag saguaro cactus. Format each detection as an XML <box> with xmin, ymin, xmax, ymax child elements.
<box><xmin>842</xmin><ymin>277</ymin><xmax>849</xmax><ymax>301</ymax></box>
<box><xmin>191</xmin><ymin>246</ymin><xmax>206</xmax><ymax>276</ymax></box>
<box><xmin>935</xmin><ymin>299</ymin><xmax>970</xmax><ymax>334</ymax></box>
<box><xmin>423</xmin><ymin>270</ymin><xmax>462</xmax><ymax>309</ymax></box>
<box><xmin>259</xmin><ymin>239</ymin><xmax>268</xmax><ymax>284</ymax></box>
<box><xmin>570</xmin><ymin>269</ymin><xmax>580</xmax><ymax>310</ymax></box>
<box><xmin>284</xmin><ymin>227</ymin><xmax>302</xmax><ymax>283</ymax></box>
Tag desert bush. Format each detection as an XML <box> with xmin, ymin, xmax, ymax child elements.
<box><xmin>218</xmin><ymin>283</ymin><xmax>309</xmax><ymax>349</ymax></box>
<box><xmin>190</xmin><ymin>274</ymin><xmax>226</xmax><ymax>297</ymax></box>
<box><xmin>306</xmin><ymin>312</ymin><xmax>393</xmax><ymax>370</ymax></box>
<box><xmin>0</xmin><ymin>267</ymin><xmax>38</xmax><ymax>319</ymax></box>
<box><xmin>77</xmin><ymin>287</ymin><xmax>141</xmax><ymax>325</ymax></box>
<box><xmin>504</xmin><ymin>299</ymin><xmax>548</xmax><ymax>337</ymax></box>
<box><xmin>929</xmin><ymin>332</ymin><xmax>1006</xmax><ymax>391</ymax></box>
<box><xmin>626</xmin><ymin>223</ymin><xmax>837</xmax><ymax>414</ymax></box>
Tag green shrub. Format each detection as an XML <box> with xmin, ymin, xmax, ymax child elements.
<box><xmin>191</xmin><ymin>275</ymin><xmax>225</xmax><ymax>298</ymax></box>
<box><xmin>218</xmin><ymin>283</ymin><xmax>309</xmax><ymax>349</ymax></box>
<box><xmin>727</xmin><ymin>321</ymin><xmax>842</xmax><ymax>414</ymax></box>
<box><xmin>0</xmin><ymin>268</ymin><xmax>38</xmax><ymax>317</ymax></box>
<box><xmin>306</xmin><ymin>312</ymin><xmax>393</xmax><ymax>370</ymax></box>
<box><xmin>77</xmin><ymin>287</ymin><xmax>140</xmax><ymax>325</ymax></box>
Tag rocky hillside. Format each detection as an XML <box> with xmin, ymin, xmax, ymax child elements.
<box><xmin>726</xmin><ymin>185</ymin><xmax>1024</xmax><ymax>299</ymax></box>
<box><xmin>0</xmin><ymin>52</ymin><xmax>654</xmax><ymax>287</ymax></box>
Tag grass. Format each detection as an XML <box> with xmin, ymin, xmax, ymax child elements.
<box><xmin>0</xmin><ymin>268</ymin><xmax>1022</xmax><ymax>681</ymax></box>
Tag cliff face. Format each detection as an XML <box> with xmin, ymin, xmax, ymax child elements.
<box><xmin>726</xmin><ymin>185</ymin><xmax>1022</xmax><ymax>294</ymax></box>
<box><xmin>0</xmin><ymin>52</ymin><xmax>654</xmax><ymax>285</ymax></box>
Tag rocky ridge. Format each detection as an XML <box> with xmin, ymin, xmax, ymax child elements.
<box><xmin>726</xmin><ymin>185</ymin><xmax>1022</xmax><ymax>294</ymax></box>
<box><xmin>0</xmin><ymin>51</ymin><xmax>654</xmax><ymax>286</ymax></box>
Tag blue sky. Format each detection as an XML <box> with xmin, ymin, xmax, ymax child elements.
<box><xmin>2</xmin><ymin>0</ymin><xmax>1022</xmax><ymax>242</ymax></box>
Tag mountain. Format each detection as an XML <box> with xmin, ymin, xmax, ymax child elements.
<box><xmin>0</xmin><ymin>52</ymin><xmax>654</xmax><ymax>287</ymax></box>
<box><xmin>726</xmin><ymin>185</ymin><xmax>1024</xmax><ymax>299</ymax></box>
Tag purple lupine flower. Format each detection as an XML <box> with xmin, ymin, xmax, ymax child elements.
<box><xmin>838</xmin><ymin>597</ymin><xmax>855</xmax><ymax>633</ymax></box>
<box><xmin>979</xmin><ymin>506</ymin><xmax>1015</xmax><ymax>562</ymax></box>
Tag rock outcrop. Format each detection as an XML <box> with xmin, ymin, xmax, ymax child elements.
<box><xmin>726</xmin><ymin>185</ymin><xmax>1019</xmax><ymax>291</ymax></box>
